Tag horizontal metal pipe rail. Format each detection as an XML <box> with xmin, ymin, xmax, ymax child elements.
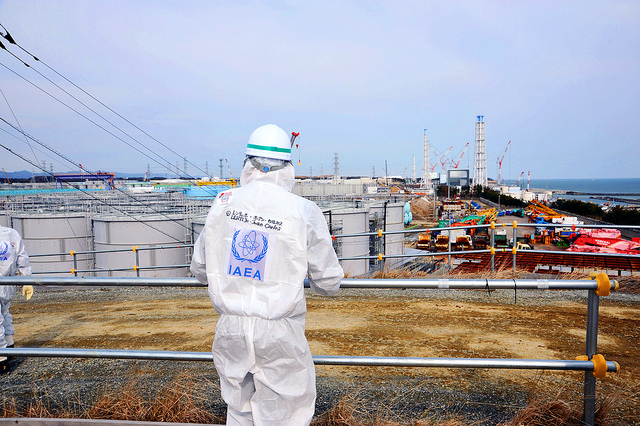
<box><xmin>333</xmin><ymin>222</ymin><xmax>639</xmax><ymax>239</ymax></box>
<box><xmin>0</xmin><ymin>275</ymin><xmax>619</xmax><ymax>425</ymax></box>
<box><xmin>0</xmin><ymin>348</ymin><xmax>619</xmax><ymax>373</ymax></box>
<box><xmin>0</xmin><ymin>276</ymin><xmax>618</xmax><ymax>292</ymax></box>
<box><xmin>29</xmin><ymin>244</ymin><xmax>194</xmax><ymax>258</ymax></box>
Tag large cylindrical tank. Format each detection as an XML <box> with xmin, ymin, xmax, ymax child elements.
<box><xmin>327</xmin><ymin>208</ymin><xmax>369</xmax><ymax>276</ymax></box>
<box><xmin>191</xmin><ymin>217</ymin><xmax>207</xmax><ymax>242</ymax></box>
<box><xmin>369</xmin><ymin>203</ymin><xmax>405</xmax><ymax>270</ymax></box>
<box><xmin>10</xmin><ymin>213</ymin><xmax>91</xmax><ymax>276</ymax></box>
<box><xmin>0</xmin><ymin>210</ymin><xmax>9</xmax><ymax>227</ymax></box>
<box><xmin>92</xmin><ymin>214</ymin><xmax>188</xmax><ymax>277</ymax></box>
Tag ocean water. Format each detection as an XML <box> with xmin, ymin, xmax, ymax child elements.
<box><xmin>506</xmin><ymin>178</ymin><xmax>640</xmax><ymax>206</ymax></box>
<box><xmin>516</xmin><ymin>178</ymin><xmax>640</xmax><ymax>194</ymax></box>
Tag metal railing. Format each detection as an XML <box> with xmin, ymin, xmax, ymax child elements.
<box><xmin>25</xmin><ymin>222</ymin><xmax>640</xmax><ymax>276</ymax></box>
<box><xmin>0</xmin><ymin>274</ymin><xmax>621</xmax><ymax>425</ymax></box>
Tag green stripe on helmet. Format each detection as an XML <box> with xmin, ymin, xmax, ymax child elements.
<box><xmin>247</xmin><ymin>143</ymin><xmax>291</xmax><ymax>154</ymax></box>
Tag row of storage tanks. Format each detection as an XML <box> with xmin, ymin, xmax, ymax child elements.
<box><xmin>0</xmin><ymin>202</ymin><xmax>405</xmax><ymax>278</ymax></box>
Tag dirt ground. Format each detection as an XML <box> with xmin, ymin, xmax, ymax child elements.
<box><xmin>6</xmin><ymin>282</ymin><xmax>640</xmax><ymax>424</ymax></box>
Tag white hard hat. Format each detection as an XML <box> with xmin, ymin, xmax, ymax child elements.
<box><xmin>245</xmin><ymin>124</ymin><xmax>292</xmax><ymax>161</ymax></box>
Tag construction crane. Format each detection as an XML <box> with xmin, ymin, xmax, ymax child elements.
<box><xmin>514</xmin><ymin>171</ymin><xmax>525</xmax><ymax>187</ymax></box>
<box><xmin>496</xmin><ymin>140</ymin><xmax>511</xmax><ymax>185</ymax></box>
<box><xmin>2</xmin><ymin>168</ymin><xmax>10</xmax><ymax>184</ymax></box>
<box><xmin>224</xmin><ymin>159</ymin><xmax>235</xmax><ymax>182</ymax></box>
<box><xmin>450</xmin><ymin>143</ymin><xmax>470</xmax><ymax>169</ymax></box>
<box><xmin>436</xmin><ymin>146</ymin><xmax>453</xmax><ymax>171</ymax></box>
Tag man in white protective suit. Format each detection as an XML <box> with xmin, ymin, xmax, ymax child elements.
<box><xmin>190</xmin><ymin>124</ymin><xmax>344</xmax><ymax>426</ymax></box>
<box><xmin>0</xmin><ymin>224</ymin><xmax>33</xmax><ymax>374</ymax></box>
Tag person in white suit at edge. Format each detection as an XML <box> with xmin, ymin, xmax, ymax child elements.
<box><xmin>191</xmin><ymin>124</ymin><xmax>344</xmax><ymax>426</ymax></box>
<box><xmin>0</xmin><ymin>224</ymin><xmax>34</xmax><ymax>374</ymax></box>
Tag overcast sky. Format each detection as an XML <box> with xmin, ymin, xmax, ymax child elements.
<box><xmin>0</xmin><ymin>0</ymin><xmax>638</xmax><ymax>180</ymax></box>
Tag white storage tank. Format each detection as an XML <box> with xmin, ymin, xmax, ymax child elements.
<box><xmin>191</xmin><ymin>217</ymin><xmax>207</xmax><ymax>242</ymax></box>
<box><xmin>92</xmin><ymin>214</ymin><xmax>188</xmax><ymax>277</ymax></box>
<box><xmin>10</xmin><ymin>212</ymin><xmax>91</xmax><ymax>276</ymax></box>
<box><xmin>327</xmin><ymin>208</ymin><xmax>369</xmax><ymax>277</ymax></box>
<box><xmin>369</xmin><ymin>203</ymin><xmax>405</xmax><ymax>270</ymax></box>
<box><xmin>0</xmin><ymin>210</ymin><xmax>9</xmax><ymax>227</ymax></box>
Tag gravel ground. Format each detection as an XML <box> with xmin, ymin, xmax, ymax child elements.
<box><xmin>1</xmin><ymin>285</ymin><xmax>638</xmax><ymax>425</ymax></box>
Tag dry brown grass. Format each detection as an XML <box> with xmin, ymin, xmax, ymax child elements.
<box><xmin>2</xmin><ymin>374</ymin><xmax>225</xmax><ymax>424</ymax></box>
<box><xmin>310</xmin><ymin>391</ymin><xmax>616</xmax><ymax>426</ymax></box>
<box><xmin>369</xmin><ymin>267</ymin><xmax>591</xmax><ymax>281</ymax></box>
<box><xmin>616</xmin><ymin>276</ymin><xmax>640</xmax><ymax>294</ymax></box>
<box><xmin>498</xmin><ymin>391</ymin><xmax>617</xmax><ymax>426</ymax></box>
<box><xmin>2</xmin><ymin>376</ymin><xmax>620</xmax><ymax>426</ymax></box>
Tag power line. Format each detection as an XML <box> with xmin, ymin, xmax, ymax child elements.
<box><xmin>0</xmin><ymin>126</ymin><xmax>69</xmax><ymax>170</ymax></box>
<box><xmin>0</xmin><ymin>57</ymin><xmax>219</xmax><ymax>198</ymax></box>
<box><xmin>0</xmin><ymin>23</ymin><xmax>213</xmax><ymax>181</ymax></box>
<box><xmin>0</xmin><ymin>87</ymin><xmax>40</xmax><ymax>166</ymax></box>
<box><xmin>0</xmin><ymin>141</ymin><xmax>184</xmax><ymax>243</ymax></box>
<box><xmin>0</xmin><ymin>59</ymin><xmax>175</xmax><ymax>174</ymax></box>
<box><xmin>0</xmin><ymin>117</ymin><xmax>194</xmax><ymax>235</ymax></box>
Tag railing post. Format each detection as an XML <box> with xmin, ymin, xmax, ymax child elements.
<box><xmin>133</xmin><ymin>246</ymin><xmax>140</xmax><ymax>278</ymax></box>
<box><xmin>377</xmin><ymin>229</ymin><xmax>384</xmax><ymax>271</ymax></box>
<box><xmin>583</xmin><ymin>283</ymin><xmax>600</xmax><ymax>425</ymax></box>
<box><xmin>448</xmin><ymin>232</ymin><xmax>452</xmax><ymax>268</ymax></box>
<box><xmin>490</xmin><ymin>221</ymin><xmax>495</xmax><ymax>272</ymax></box>
<box><xmin>71</xmin><ymin>251</ymin><xmax>77</xmax><ymax>277</ymax></box>
<box><xmin>512</xmin><ymin>221</ymin><xmax>517</xmax><ymax>271</ymax></box>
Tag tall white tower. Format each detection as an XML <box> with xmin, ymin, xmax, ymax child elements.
<box><xmin>473</xmin><ymin>115</ymin><xmax>487</xmax><ymax>187</ymax></box>
<box><xmin>421</xmin><ymin>129</ymin><xmax>431</xmax><ymax>190</ymax></box>
<box><xmin>412</xmin><ymin>155</ymin><xmax>416</xmax><ymax>182</ymax></box>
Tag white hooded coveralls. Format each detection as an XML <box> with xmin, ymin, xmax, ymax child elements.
<box><xmin>0</xmin><ymin>225</ymin><xmax>32</xmax><ymax>351</ymax></box>
<box><xmin>191</xmin><ymin>161</ymin><xmax>343</xmax><ymax>426</ymax></box>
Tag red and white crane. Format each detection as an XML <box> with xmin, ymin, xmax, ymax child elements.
<box><xmin>224</xmin><ymin>159</ymin><xmax>235</xmax><ymax>181</ymax></box>
<box><xmin>438</xmin><ymin>146</ymin><xmax>453</xmax><ymax>172</ymax></box>
<box><xmin>496</xmin><ymin>140</ymin><xmax>511</xmax><ymax>185</ymax></box>
<box><xmin>450</xmin><ymin>143</ymin><xmax>470</xmax><ymax>169</ymax></box>
<box><xmin>514</xmin><ymin>171</ymin><xmax>525</xmax><ymax>187</ymax></box>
